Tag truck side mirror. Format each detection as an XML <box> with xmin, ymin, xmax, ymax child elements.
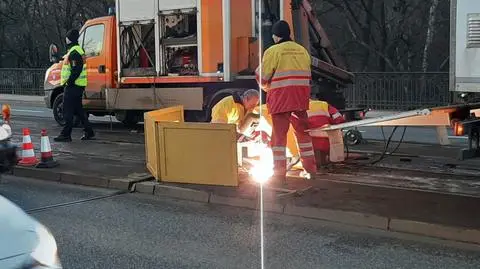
<box><xmin>49</xmin><ymin>43</ymin><xmax>60</xmax><ymax>63</ymax></box>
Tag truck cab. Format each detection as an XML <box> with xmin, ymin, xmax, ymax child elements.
<box><xmin>44</xmin><ymin>15</ymin><xmax>119</xmax><ymax>126</ymax></box>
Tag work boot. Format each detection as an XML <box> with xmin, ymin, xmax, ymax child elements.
<box><xmin>300</xmin><ymin>170</ymin><xmax>315</xmax><ymax>180</ymax></box>
<box><xmin>80</xmin><ymin>130</ymin><xmax>95</xmax><ymax>141</ymax></box>
<box><xmin>53</xmin><ymin>135</ymin><xmax>72</xmax><ymax>142</ymax></box>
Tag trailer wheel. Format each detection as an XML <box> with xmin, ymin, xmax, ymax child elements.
<box><xmin>344</xmin><ymin>129</ymin><xmax>363</xmax><ymax>146</ymax></box>
<box><xmin>52</xmin><ymin>93</ymin><xmax>82</xmax><ymax>127</ymax></box>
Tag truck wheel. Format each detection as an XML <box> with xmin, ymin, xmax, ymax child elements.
<box><xmin>52</xmin><ymin>93</ymin><xmax>83</xmax><ymax>127</ymax></box>
<box><xmin>115</xmin><ymin>110</ymin><xmax>140</xmax><ymax>127</ymax></box>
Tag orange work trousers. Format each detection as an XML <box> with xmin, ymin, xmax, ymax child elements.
<box><xmin>271</xmin><ymin>111</ymin><xmax>317</xmax><ymax>176</ymax></box>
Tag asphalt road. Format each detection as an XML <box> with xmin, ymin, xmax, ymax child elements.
<box><xmin>4</xmin><ymin>99</ymin><xmax>468</xmax><ymax>146</ymax></box>
<box><xmin>1</xmin><ymin>176</ymin><xmax>479</xmax><ymax>269</ymax></box>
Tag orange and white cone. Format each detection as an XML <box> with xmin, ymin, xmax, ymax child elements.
<box><xmin>18</xmin><ymin>128</ymin><xmax>39</xmax><ymax>166</ymax></box>
<box><xmin>36</xmin><ymin>129</ymin><xmax>58</xmax><ymax>168</ymax></box>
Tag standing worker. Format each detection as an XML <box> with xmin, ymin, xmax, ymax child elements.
<box><xmin>255</xmin><ymin>20</ymin><xmax>317</xmax><ymax>181</ymax></box>
<box><xmin>210</xmin><ymin>89</ymin><xmax>260</xmax><ymax>135</ymax></box>
<box><xmin>54</xmin><ymin>29</ymin><xmax>95</xmax><ymax>142</ymax></box>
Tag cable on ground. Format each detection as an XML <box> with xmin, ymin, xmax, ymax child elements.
<box><xmin>370</xmin><ymin>126</ymin><xmax>407</xmax><ymax>165</ymax></box>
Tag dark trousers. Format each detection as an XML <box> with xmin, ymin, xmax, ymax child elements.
<box><xmin>60</xmin><ymin>85</ymin><xmax>93</xmax><ymax>137</ymax></box>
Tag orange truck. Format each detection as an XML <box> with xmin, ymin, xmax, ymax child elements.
<box><xmin>44</xmin><ymin>0</ymin><xmax>354</xmax><ymax>126</ymax></box>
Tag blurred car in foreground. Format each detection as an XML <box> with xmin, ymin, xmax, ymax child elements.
<box><xmin>0</xmin><ymin>121</ymin><xmax>62</xmax><ymax>268</ymax></box>
<box><xmin>0</xmin><ymin>195</ymin><xmax>62</xmax><ymax>268</ymax></box>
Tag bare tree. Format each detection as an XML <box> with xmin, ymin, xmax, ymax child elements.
<box><xmin>316</xmin><ymin>0</ymin><xmax>449</xmax><ymax>72</ymax></box>
<box><xmin>0</xmin><ymin>0</ymin><xmax>112</xmax><ymax>67</ymax></box>
<box><xmin>422</xmin><ymin>0</ymin><xmax>440</xmax><ymax>72</ymax></box>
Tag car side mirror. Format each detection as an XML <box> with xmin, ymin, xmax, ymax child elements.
<box><xmin>49</xmin><ymin>43</ymin><xmax>60</xmax><ymax>63</ymax></box>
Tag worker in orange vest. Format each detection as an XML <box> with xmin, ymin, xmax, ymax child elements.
<box><xmin>304</xmin><ymin>99</ymin><xmax>345</xmax><ymax>165</ymax></box>
<box><xmin>255</xmin><ymin>20</ymin><xmax>317</xmax><ymax>181</ymax></box>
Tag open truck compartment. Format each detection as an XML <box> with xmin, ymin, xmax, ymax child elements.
<box><xmin>116</xmin><ymin>0</ymin><xmax>199</xmax><ymax>77</ymax></box>
<box><xmin>114</xmin><ymin>0</ymin><xmax>353</xmax><ymax>84</ymax></box>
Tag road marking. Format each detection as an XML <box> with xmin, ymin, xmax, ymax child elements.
<box><xmin>12</xmin><ymin>109</ymin><xmax>45</xmax><ymax>113</ymax></box>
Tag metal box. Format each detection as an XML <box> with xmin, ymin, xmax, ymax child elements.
<box><xmin>144</xmin><ymin>106</ymin><xmax>185</xmax><ymax>179</ymax></box>
<box><xmin>144</xmin><ymin>106</ymin><xmax>239</xmax><ymax>186</ymax></box>
<box><xmin>156</xmin><ymin>122</ymin><xmax>238</xmax><ymax>186</ymax></box>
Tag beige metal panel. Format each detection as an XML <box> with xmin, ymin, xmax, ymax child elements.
<box><xmin>144</xmin><ymin>106</ymin><xmax>185</xmax><ymax>179</ymax></box>
<box><xmin>366</xmin><ymin>111</ymin><xmax>451</xmax><ymax>126</ymax></box>
<box><xmin>312</xmin><ymin>109</ymin><xmax>432</xmax><ymax>132</ymax></box>
<box><xmin>157</xmin><ymin>122</ymin><xmax>238</xmax><ymax>186</ymax></box>
<box><xmin>105</xmin><ymin>87</ymin><xmax>203</xmax><ymax>110</ymax></box>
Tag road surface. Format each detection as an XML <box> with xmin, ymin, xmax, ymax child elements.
<box><xmin>1</xmin><ymin>176</ymin><xmax>479</xmax><ymax>269</ymax></box>
<box><xmin>3</xmin><ymin>97</ymin><xmax>468</xmax><ymax>145</ymax></box>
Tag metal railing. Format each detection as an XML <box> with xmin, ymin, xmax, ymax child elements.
<box><xmin>344</xmin><ymin>72</ymin><xmax>451</xmax><ymax>110</ymax></box>
<box><xmin>0</xmin><ymin>68</ymin><xmax>452</xmax><ymax>110</ymax></box>
<box><xmin>0</xmin><ymin>68</ymin><xmax>46</xmax><ymax>96</ymax></box>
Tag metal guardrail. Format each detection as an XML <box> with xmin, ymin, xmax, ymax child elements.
<box><xmin>0</xmin><ymin>69</ymin><xmax>451</xmax><ymax>110</ymax></box>
<box><xmin>344</xmin><ymin>72</ymin><xmax>451</xmax><ymax>110</ymax></box>
<box><xmin>0</xmin><ymin>68</ymin><xmax>46</xmax><ymax>96</ymax></box>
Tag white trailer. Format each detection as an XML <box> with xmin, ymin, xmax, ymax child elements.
<box><xmin>450</xmin><ymin>0</ymin><xmax>480</xmax><ymax>96</ymax></box>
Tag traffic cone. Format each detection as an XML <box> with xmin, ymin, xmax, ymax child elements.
<box><xmin>18</xmin><ymin>128</ymin><xmax>39</xmax><ymax>166</ymax></box>
<box><xmin>36</xmin><ymin>129</ymin><xmax>58</xmax><ymax>168</ymax></box>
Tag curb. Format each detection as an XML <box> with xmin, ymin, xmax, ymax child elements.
<box><xmin>12</xmin><ymin>166</ymin><xmax>152</xmax><ymax>190</ymax></box>
<box><xmin>13</xmin><ymin>166</ymin><xmax>480</xmax><ymax>246</ymax></box>
<box><xmin>134</xmin><ymin>181</ymin><xmax>480</xmax><ymax>245</ymax></box>
<box><xmin>388</xmin><ymin>219</ymin><xmax>480</xmax><ymax>244</ymax></box>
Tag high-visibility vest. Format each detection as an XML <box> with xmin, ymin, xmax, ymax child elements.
<box><xmin>307</xmin><ymin>100</ymin><xmax>345</xmax><ymax>137</ymax></box>
<box><xmin>255</xmin><ymin>41</ymin><xmax>311</xmax><ymax>114</ymax></box>
<box><xmin>210</xmin><ymin>95</ymin><xmax>246</xmax><ymax>125</ymax></box>
<box><xmin>60</xmin><ymin>45</ymin><xmax>87</xmax><ymax>87</ymax></box>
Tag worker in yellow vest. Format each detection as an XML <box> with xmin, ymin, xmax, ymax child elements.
<box><xmin>54</xmin><ymin>29</ymin><xmax>95</xmax><ymax>142</ymax></box>
<box><xmin>210</xmin><ymin>89</ymin><xmax>260</xmax><ymax>136</ymax></box>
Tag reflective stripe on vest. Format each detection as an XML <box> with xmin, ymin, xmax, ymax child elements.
<box><xmin>308</xmin><ymin>101</ymin><xmax>330</xmax><ymax>138</ymax></box>
<box><xmin>269</xmin><ymin>70</ymin><xmax>311</xmax><ymax>90</ymax></box>
<box><xmin>332</xmin><ymin>112</ymin><xmax>342</xmax><ymax>120</ymax></box>
<box><xmin>255</xmin><ymin>41</ymin><xmax>311</xmax><ymax>92</ymax></box>
<box><xmin>60</xmin><ymin>45</ymin><xmax>87</xmax><ymax>87</ymax></box>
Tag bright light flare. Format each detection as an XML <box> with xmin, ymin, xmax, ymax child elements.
<box><xmin>249</xmin><ymin>143</ymin><xmax>274</xmax><ymax>184</ymax></box>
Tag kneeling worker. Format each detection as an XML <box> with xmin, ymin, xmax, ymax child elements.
<box><xmin>210</xmin><ymin>89</ymin><xmax>260</xmax><ymax>136</ymax></box>
<box><xmin>306</xmin><ymin>99</ymin><xmax>346</xmax><ymax>165</ymax></box>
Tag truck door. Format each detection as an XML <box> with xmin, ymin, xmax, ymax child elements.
<box><xmin>78</xmin><ymin>23</ymin><xmax>107</xmax><ymax>110</ymax></box>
